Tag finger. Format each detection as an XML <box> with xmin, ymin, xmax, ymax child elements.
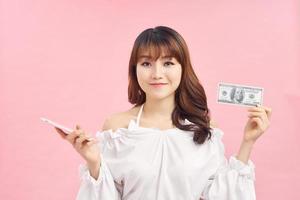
<box><xmin>65</xmin><ymin>130</ymin><xmax>80</xmax><ymax>144</ymax></box>
<box><xmin>247</xmin><ymin>109</ymin><xmax>267</xmax><ymax>116</ymax></box>
<box><xmin>248</xmin><ymin>112</ymin><xmax>264</xmax><ymax>118</ymax></box>
<box><xmin>248</xmin><ymin>112</ymin><xmax>267</xmax><ymax>122</ymax></box>
<box><xmin>247</xmin><ymin>106</ymin><xmax>265</xmax><ymax>112</ymax></box>
<box><xmin>254</xmin><ymin>105</ymin><xmax>272</xmax><ymax>119</ymax></box>
<box><xmin>73</xmin><ymin>132</ymin><xmax>91</xmax><ymax>146</ymax></box>
<box><xmin>248</xmin><ymin>106</ymin><xmax>271</xmax><ymax>116</ymax></box>
<box><xmin>75</xmin><ymin>136</ymin><xmax>97</xmax><ymax>148</ymax></box>
<box><xmin>247</xmin><ymin>109</ymin><xmax>266</xmax><ymax>120</ymax></box>
<box><xmin>251</xmin><ymin>117</ymin><xmax>263</xmax><ymax>129</ymax></box>
<box><xmin>74</xmin><ymin>134</ymin><xmax>87</xmax><ymax>149</ymax></box>
<box><xmin>55</xmin><ymin>127</ymin><xmax>67</xmax><ymax>139</ymax></box>
<box><xmin>263</xmin><ymin>107</ymin><xmax>272</xmax><ymax>119</ymax></box>
<box><xmin>86</xmin><ymin>138</ymin><xmax>99</xmax><ymax>146</ymax></box>
<box><xmin>81</xmin><ymin>133</ymin><xmax>95</xmax><ymax>142</ymax></box>
<box><xmin>247</xmin><ymin>109</ymin><xmax>263</xmax><ymax>113</ymax></box>
<box><xmin>79</xmin><ymin>129</ymin><xmax>85</xmax><ymax>135</ymax></box>
<box><xmin>251</xmin><ymin>115</ymin><xmax>270</xmax><ymax>132</ymax></box>
<box><xmin>76</xmin><ymin>125</ymin><xmax>87</xmax><ymax>136</ymax></box>
<box><xmin>76</xmin><ymin>124</ymin><xmax>81</xmax><ymax>130</ymax></box>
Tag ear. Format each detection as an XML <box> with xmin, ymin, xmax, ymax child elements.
<box><xmin>209</xmin><ymin>119</ymin><xmax>218</xmax><ymax>128</ymax></box>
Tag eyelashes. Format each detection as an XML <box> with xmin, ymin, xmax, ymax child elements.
<box><xmin>140</xmin><ymin>61</ymin><xmax>175</xmax><ymax>67</ymax></box>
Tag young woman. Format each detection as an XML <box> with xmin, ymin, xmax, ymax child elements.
<box><xmin>56</xmin><ymin>26</ymin><xmax>272</xmax><ymax>200</ymax></box>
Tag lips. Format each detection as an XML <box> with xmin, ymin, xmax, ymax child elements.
<box><xmin>149</xmin><ymin>83</ymin><xmax>168</xmax><ymax>85</ymax></box>
<box><xmin>149</xmin><ymin>83</ymin><xmax>168</xmax><ymax>88</ymax></box>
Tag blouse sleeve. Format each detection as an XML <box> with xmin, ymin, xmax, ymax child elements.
<box><xmin>200</xmin><ymin>128</ymin><xmax>256</xmax><ymax>200</ymax></box>
<box><xmin>75</xmin><ymin>130</ymin><xmax>122</xmax><ymax>200</ymax></box>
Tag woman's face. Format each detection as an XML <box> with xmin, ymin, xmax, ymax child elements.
<box><xmin>136</xmin><ymin>54</ymin><xmax>182</xmax><ymax>100</ymax></box>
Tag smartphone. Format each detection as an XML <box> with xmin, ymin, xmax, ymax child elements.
<box><xmin>40</xmin><ymin>117</ymin><xmax>96</xmax><ymax>142</ymax></box>
<box><xmin>40</xmin><ymin>117</ymin><xmax>74</xmax><ymax>134</ymax></box>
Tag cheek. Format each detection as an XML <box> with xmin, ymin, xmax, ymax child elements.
<box><xmin>136</xmin><ymin>67</ymin><xmax>150</xmax><ymax>86</ymax></box>
<box><xmin>136</xmin><ymin>67</ymin><xmax>144</xmax><ymax>79</ymax></box>
<box><xmin>168</xmin><ymin>68</ymin><xmax>182</xmax><ymax>85</ymax></box>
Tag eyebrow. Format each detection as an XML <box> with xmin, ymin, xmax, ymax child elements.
<box><xmin>139</xmin><ymin>55</ymin><xmax>173</xmax><ymax>60</ymax></box>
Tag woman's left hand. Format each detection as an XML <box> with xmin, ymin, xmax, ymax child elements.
<box><xmin>243</xmin><ymin>105</ymin><xmax>272</xmax><ymax>144</ymax></box>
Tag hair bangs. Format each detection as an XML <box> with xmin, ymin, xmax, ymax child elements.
<box><xmin>136</xmin><ymin>36</ymin><xmax>180</xmax><ymax>63</ymax></box>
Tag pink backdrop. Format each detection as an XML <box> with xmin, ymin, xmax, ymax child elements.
<box><xmin>1</xmin><ymin>0</ymin><xmax>299</xmax><ymax>199</ymax></box>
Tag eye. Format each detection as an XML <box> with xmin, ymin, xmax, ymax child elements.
<box><xmin>141</xmin><ymin>62</ymin><xmax>151</xmax><ymax>67</ymax></box>
<box><xmin>164</xmin><ymin>61</ymin><xmax>174</xmax><ymax>66</ymax></box>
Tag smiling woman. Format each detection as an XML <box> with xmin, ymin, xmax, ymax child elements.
<box><xmin>128</xmin><ymin>26</ymin><xmax>212</xmax><ymax>145</ymax></box>
<box><xmin>70</xmin><ymin>26</ymin><xmax>271</xmax><ymax>200</ymax></box>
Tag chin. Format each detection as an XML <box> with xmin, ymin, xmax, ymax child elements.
<box><xmin>146</xmin><ymin>92</ymin><xmax>174</xmax><ymax>100</ymax></box>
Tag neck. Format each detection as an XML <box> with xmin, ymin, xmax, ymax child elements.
<box><xmin>143</xmin><ymin>95</ymin><xmax>175</xmax><ymax>121</ymax></box>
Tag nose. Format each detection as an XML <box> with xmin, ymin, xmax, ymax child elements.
<box><xmin>151</xmin><ymin>64</ymin><xmax>164</xmax><ymax>79</ymax></box>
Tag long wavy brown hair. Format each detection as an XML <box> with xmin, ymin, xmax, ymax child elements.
<box><xmin>128</xmin><ymin>26</ymin><xmax>212</xmax><ymax>144</ymax></box>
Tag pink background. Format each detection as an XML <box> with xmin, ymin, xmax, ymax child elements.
<box><xmin>1</xmin><ymin>0</ymin><xmax>299</xmax><ymax>199</ymax></box>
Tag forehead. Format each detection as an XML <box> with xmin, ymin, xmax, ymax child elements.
<box><xmin>137</xmin><ymin>44</ymin><xmax>175</xmax><ymax>61</ymax></box>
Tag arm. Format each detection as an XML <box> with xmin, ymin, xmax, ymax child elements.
<box><xmin>237</xmin><ymin>105</ymin><xmax>272</xmax><ymax>164</ymax></box>
<box><xmin>77</xmin><ymin>154</ymin><xmax>121</xmax><ymax>200</ymax></box>
<box><xmin>200</xmin><ymin>128</ymin><xmax>256</xmax><ymax>200</ymax></box>
<box><xmin>201</xmin><ymin>105</ymin><xmax>271</xmax><ymax>200</ymax></box>
<box><xmin>76</xmin><ymin>118</ymin><xmax>122</xmax><ymax>200</ymax></box>
<box><xmin>87</xmin><ymin>160</ymin><xmax>101</xmax><ymax>181</ymax></box>
<box><xmin>236</xmin><ymin>140</ymin><xmax>254</xmax><ymax>164</ymax></box>
<box><xmin>85</xmin><ymin>116</ymin><xmax>112</xmax><ymax>181</ymax></box>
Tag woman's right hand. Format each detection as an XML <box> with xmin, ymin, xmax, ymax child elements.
<box><xmin>55</xmin><ymin>124</ymin><xmax>101</xmax><ymax>165</ymax></box>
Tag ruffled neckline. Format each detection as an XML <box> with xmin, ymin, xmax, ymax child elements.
<box><xmin>96</xmin><ymin>118</ymin><xmax>223</xmax><ymax>140</ymax></box>
<box><xmin>97</xmin><ymin>118</ymin><xmax>188</xmax><ymax>138</ymax></box>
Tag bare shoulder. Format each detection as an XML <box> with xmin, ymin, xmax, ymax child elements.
<box><xmin>209</xmin><ymin>119</ymin><xmax>218</xmax><ymax>128</ymax></box>
<box><xmin>101</xmin><ymin>105</ymin><xmax>218</xmax><ymax>131</ymax></box>
<box><xmin>101</xmin><ymin>105</ymin><xmax>141</xmax><ymax>132</ymax></box>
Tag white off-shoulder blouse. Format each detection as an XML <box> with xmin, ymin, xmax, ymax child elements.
<box><xmin>76</xmin><ymin>104</ymin><xmax>256</xmax><ymax>200</ymax></box>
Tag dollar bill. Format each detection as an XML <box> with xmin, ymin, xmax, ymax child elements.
<box><xmin>217</xmin><ymin>82</ymin><xmax>264</xmax><ymax>107</ymax></box>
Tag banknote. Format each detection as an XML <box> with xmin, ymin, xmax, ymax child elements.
<box><xmin>217</xmin><ymin>82</ymin><xmax>264</xmax><ymax>107</ymax></box>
